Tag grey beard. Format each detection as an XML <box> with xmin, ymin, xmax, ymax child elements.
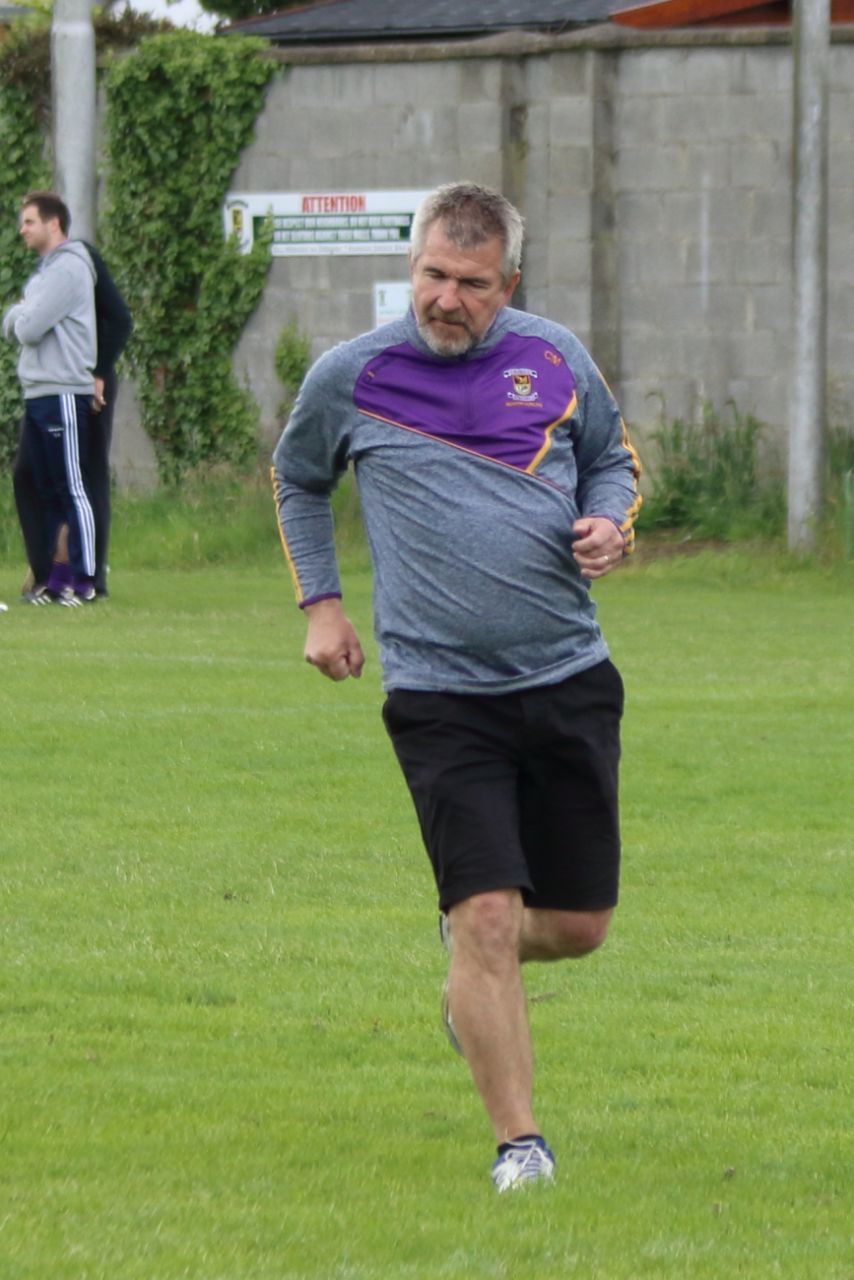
<box><xmin>416</xmin><ymin>318</ymin><xmax>475</xmax><ymax>358</ymax></box>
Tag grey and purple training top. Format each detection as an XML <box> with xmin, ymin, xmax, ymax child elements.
<box><xmin>273</xmin><ymin>306</ymin><xmax>641</xmax><ymax>695</ymax></box>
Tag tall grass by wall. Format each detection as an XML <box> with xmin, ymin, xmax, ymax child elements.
<box><xmin>637</xmin><ymin>401</ymin><xmax>787</xmax><ymax>540</ymax></box>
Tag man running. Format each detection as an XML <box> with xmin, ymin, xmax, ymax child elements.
<box><xmin>273</xmin><ymin>182</ymin><xmax>641</xmax><ymax>1191</ymax></box>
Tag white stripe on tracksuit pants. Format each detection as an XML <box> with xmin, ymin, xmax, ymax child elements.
<box><xmin>24</xmin><ymin>392</ymin><xmax>97</xmax><ymax>583</ymax></box>
<box><xmin>59</xmin><ymin>393</ymin><xmax>96</xmax><ymax>577</ymax></box>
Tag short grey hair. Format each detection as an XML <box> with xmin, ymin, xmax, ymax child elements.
<box><xmin>409</xmin><ymin>182</ymin><xmax>524</xmax><ymax>283</ymax></box>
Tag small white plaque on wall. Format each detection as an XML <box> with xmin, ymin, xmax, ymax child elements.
<box><xmin>373</xmin><ymin>282</ymin><xmax>412</xmax><ymax>327</ymax></box>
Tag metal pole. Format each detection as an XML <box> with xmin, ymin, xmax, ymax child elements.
<box><xmin>789</xmin><ymin>0</ymin><xmax>830</xmax><ymax>553</ymax></box>
<box><xmin>51</xmin><ymin>0</ymin><xmax>97</xmax><ymax>243</ymax></box>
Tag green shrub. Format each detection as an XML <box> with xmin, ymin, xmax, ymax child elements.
<box><xmin>274</xmin><ymin>322</ymin><xmax>311</xmax><ymax>418</ymax></box>
<box><xmin>638</xmin><ymin>401</ymin><xmax>785</xmax><ymax>540</ymax></box>
<box><xmin>826</xmin><ymin>422</ymin><xmax>854</xmax><ymax>555</ymax></box>
<box><xmin>827</xmin><ymin>421</ymin><xmax>854</xmax><ymax>481</ymax></box>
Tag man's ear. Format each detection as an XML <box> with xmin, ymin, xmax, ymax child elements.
<box><xmin>503</xmin><ymin>269</ymin><xmax>521</xmax><ymax>304</ymax></box>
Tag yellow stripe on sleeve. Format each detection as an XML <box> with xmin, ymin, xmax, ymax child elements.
<box><xmin>270</xmin><ymin>465</ymin><xmax>305</xmax><ymax>604</ymax></box>
<box><xmin>616</xmin><ymin>413</ymin><xmax>643</xmax><ymax>553</ymax></box>
<box><xmin>525</xmin><ymin>393</ymin><xmax>578</xmax><ymax>474</ymax></box>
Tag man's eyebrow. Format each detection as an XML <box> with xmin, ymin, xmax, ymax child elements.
<box><xmin>422</xmin><ymin>265</ymin><xmax>493</xmax><ymax>287</ymax></box>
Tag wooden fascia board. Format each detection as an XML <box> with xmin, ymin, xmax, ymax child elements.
<box><xmin>613</xmin><ymin>0</ymin><xmax>787</xmax><ymax>28</ymax></box>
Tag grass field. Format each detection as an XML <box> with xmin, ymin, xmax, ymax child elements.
<box><xmin>1</xmin><ymin>541</ymin><xmax>852</xmax><ymax>1279</ymax></box>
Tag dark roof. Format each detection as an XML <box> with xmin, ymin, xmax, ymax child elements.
<box><xmin>224</xmin><ymin>0</ymin><xmax>623</xmax><ymax>43</ymax></box>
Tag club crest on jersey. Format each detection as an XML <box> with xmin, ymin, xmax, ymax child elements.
<box><xmin>503</xmin><ymin>367</ymin><xmax>540</xmax><ymax>403</ymax></box>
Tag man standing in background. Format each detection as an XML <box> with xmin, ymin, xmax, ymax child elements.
<box><xmin>3</xmin><ymin>190</ymin><xmax>98</xmax><ymax>605</ymax></box>
<box><xmin>13</xmin><ymin>237</ymin><xmax>132</xmax><ymax>600</ymax></box>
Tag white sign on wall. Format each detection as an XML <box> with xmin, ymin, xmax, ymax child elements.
<box><xmin>224</xmin><ymin>190</ymin><xmax>430</xmax><ymax>257</ymax></box>
<box><xmin>373</xmin><ymin>281</ymin><xmax>412</xmax><ymax>327</ymax></box>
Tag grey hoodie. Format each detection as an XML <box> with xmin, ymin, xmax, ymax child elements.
<box><xmin>2</xmin><ymin>240</ymin><xmax>97</xmax><ymax>398</ymax></box>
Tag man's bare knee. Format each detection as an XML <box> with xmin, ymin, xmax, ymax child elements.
<box><xmin>556</xmin><ymin>908</ymin><xmax>612</xmax><ymax>957</ymax></box>
<box><xmin>449</xmin><ymin>890</ymin><xmax>523</xmax><ymax>963</ymax></box>
<box><xmin>522</xmin><ymin>906</ymin><xmax>613</xmax><ymax>960</ymax></box>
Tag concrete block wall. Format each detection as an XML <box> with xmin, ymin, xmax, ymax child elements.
<box><xmin>111</xmin><ymin>30</ymin><xmax>854</xmax><ymax>482</ymax></box>
<box><xmin>518</xmin><ymin>52</ymin><xmax>596</xmax><ymax>344</ymax></box>
<box><xmin>615</xmin><ymin>45</ymin><xmax>794</xmax><ymax>445</ymax></box>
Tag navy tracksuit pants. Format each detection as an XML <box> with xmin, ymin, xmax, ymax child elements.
<box><xmin>23</xmin><ymin>394</ymin><xmax>96</xmax><ymax>583</ymax></box>
<box><xmin>15</xmin><ymin>370</ymin><xmax>117</xmax><ymax>591</ymax></box>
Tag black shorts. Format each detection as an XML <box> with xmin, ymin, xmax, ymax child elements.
<box><xmin>382</xmin><ymin>659</ymin><xmax>624</xmax><ymax>914</ymax></box>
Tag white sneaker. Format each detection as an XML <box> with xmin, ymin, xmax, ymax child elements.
<box><xmin>56</xmin><ymin>587</ymin><xmax>85</xmax><ymax>608</ymax></box>
<box><xmin>491</xmin><ymin>1138</ymin><xmax>556</xmax><ymax>1193</ymax></box>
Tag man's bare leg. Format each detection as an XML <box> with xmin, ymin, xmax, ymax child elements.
<box><xmin>446</xmin><ymin>889</ymin><xmax>537</xmax><ymax>1143</ymax></box>
<box><xmin>446</xmin><ymin>895</ymin><xmax>614</xmax><ymax>1141</ymax></box>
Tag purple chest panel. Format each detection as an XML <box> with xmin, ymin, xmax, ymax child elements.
<box><xmin>352</xmin><ymin>332</ymin><xmax>578</xmax><ymax>471</ymax></box>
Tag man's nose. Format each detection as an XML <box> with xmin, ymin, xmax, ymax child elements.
<box><xmin>435</xmin><ymin>279</ymin><xmax>461</xmax><ymax>311</ymax></box>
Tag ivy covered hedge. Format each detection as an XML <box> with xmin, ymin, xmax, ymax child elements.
<box><xmin>0</xmin><ymin>20</ymin><xmax>276</xmax><ymax>479</ymax></box>
<box><xmin>0</xmin><ymin>11</ymin><xmax>169</xmax><ymax>467</ymax></box>
<box><xmin>103</xmin><ymin>33</ymin><xmax>276</xmax><ymax>480</ymax></box>
<box><xmin>0</xmin><ymin>78</ymin><xmax>49</xmax><ymax>466</ymax></box>
<box><xmin>0</xmin><ymin>17</ymin><xmax>52</xmax><ymax>467</ymax></box>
